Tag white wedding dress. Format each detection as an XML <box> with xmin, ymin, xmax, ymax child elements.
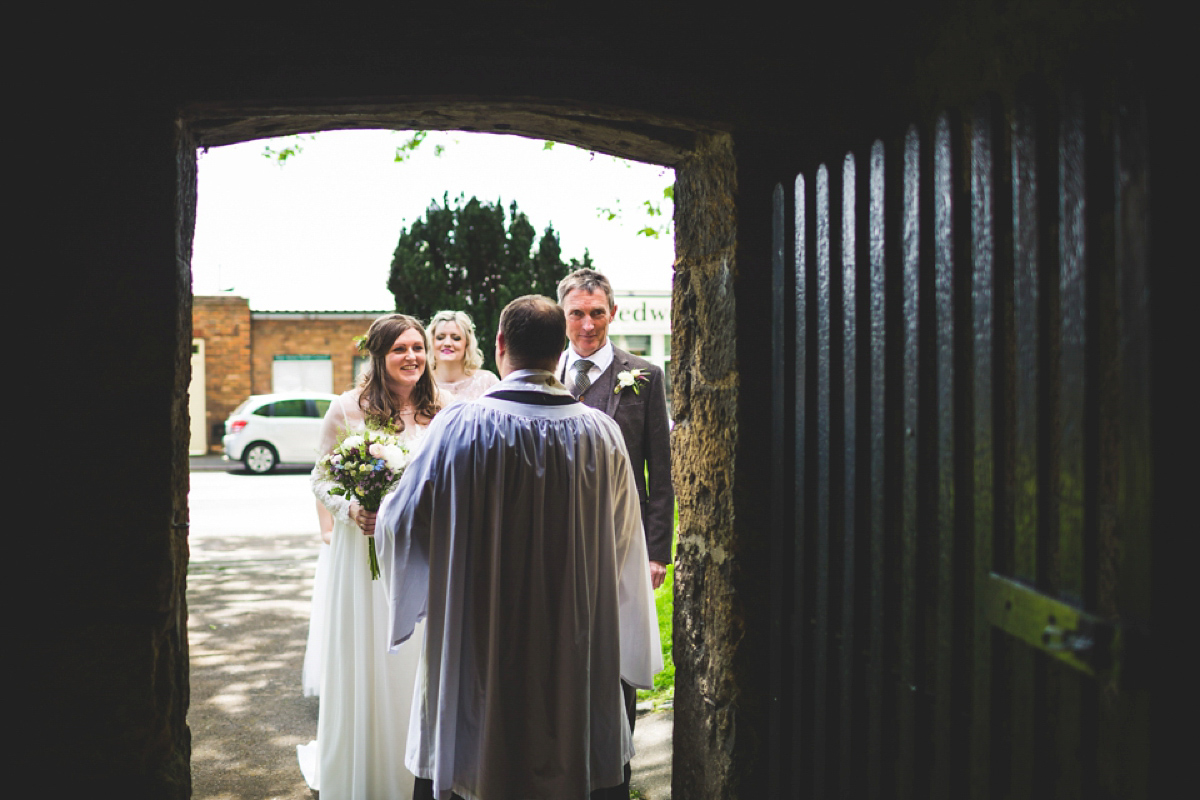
<box><xmin>301</xmin><ymin>537</ymin><xmax>330</xmax><ymax>697</ymax></box>
<box><xmin>297</xmin><ymin>388</ymin><xmax>428</xmax><ymax>800</ymax></box>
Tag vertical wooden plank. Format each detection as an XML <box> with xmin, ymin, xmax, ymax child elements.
<box><xmin>839</xmin><ymin>152</ymin><xmax>860</xmax><ymax>799</ymax></box>
<box><xmin>769</xmin><ymin>180</ymin><xmax>791</xmax><ymax>799</ymax></box>
<box><xmin>931</xmin><ymin>110</ymin><xmax>973</xmax><ymax>799</ymax></box>
<box><xmin>897</xmin><ymin>125</ymin><xmax>922</xmax><ymax>800</ymax></box>
<box><xmin>917</xmin><ymin>120</ymin><xmax>941</xmax><ymax>800</ymax></box>
<box><xmin>866</xmin><ymin>138</ymin><xmax>889</xmax><ymax>800</ymax></box>
<box><xmin>1009</xmin><ymin>89</ymin><xmax>1039</xmax><ymax>800</ymax></box>
<box><xmin>1010</xmin><ymin>87</ymin><xmax>1059</xmax><ymax>799</ymax></box>
<box><xmin>857</xmin><ymin>146</ymin><xmax>875</xmax><ymax>800</ymax></box>
<box><xmin>1011</xmin><ymin>92</ymin><xmax>1042</xmax><ymax>589</ymax></box>
<box><xmin>792</xmin><ymin>171</ymin><xmax>814</xmax><ymax>798</ymax></box>
<box><xmin>865</xmin><ymin>142</ymin><xmax>883</xmax><ymax>800</ymax></box>
<box><xmin>991</xmin><ymin>96</ymin><xmax>1020</xmax><ymax>800</ymax></box>
<box><xmin>1054</xmin><ymin>88</ymin><xmax>1089</xmax><ymax>800</ymax></box>
<box><xmin>1104</xmin><ymin>88</ymin><xmax>1152</xmax><ymax>800</ymax></box>
<box><xmin>931</xmin><ymin>111</ymin><xmax>957</xmax><ymax>800</ymax></box>
<box><xmin>1078</xmin><ymin>85</ymin><xmax>1115</xmax><ymax>800</ymax></box>
<box><xmin>813</xmin><ymin>163</ymin><xmax>832</xmax><ymax>800</ymax></box>
<box><xmin>1056</xmin><ymin>91</ymin><xmax>1087</xmax><ymax>609</ymax></box>
<box><xmin>955</xmin><ymin>111</ymin><xmax>978</xmax><ymax>800</ymax></box>
<box><xmin>826</xmin><ymin>160</ymin><xmax>847</xmax><ymax>799</ymax></box>
<box><xmin>883</xmin><ymin>132</ymin><xmax>910</xmax><ymax>800</ymax></box>
<box><xmin>1090</xmin><ymin>87</ymin><xmax>1133</xmax><ymax>800</ymax></box>
<box><xmin>969</xmin><ymin>95</ymin><xmax>1007</xmax><ymax>800</ymax></box>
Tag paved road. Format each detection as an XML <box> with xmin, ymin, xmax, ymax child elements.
<box><xmin>188</xmin><ymin>466</ymin><xmax>672</xmax><ymax>799</ymax></box>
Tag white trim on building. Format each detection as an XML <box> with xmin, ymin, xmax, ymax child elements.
<box><xmin>608</xmin><ymin>291</ymin><xmax>672</xmax><ymax>401</ymax></box>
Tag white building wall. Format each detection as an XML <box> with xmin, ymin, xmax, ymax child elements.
<box><xmin>608</xmin><ymin>291</ymin><xmax>672</xmax><ymax>408</ymax></box>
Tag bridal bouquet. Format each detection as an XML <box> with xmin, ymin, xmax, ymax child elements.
<box><xmin>317</xmin><ymin>426</ymin><xmax>411</xmax><ymax>579</ymax></box>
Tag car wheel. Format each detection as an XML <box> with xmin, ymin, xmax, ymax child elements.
<box><xmin>243</xmin><ymin>443</ymin><xmax>279</xmax><ymax>474</ymax></box>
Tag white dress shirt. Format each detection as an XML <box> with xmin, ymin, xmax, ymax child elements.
<box><xmin>559</xmin><ymin>340</ymin><xmax>614</xmax><ymax>388</ymax></box>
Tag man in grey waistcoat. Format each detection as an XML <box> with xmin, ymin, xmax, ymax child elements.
<box><xmin>557</xmin><ymin>268</ymin><xmax>674</xmax><ymax>790</ymax></box>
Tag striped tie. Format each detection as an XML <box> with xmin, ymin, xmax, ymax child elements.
<box><xmin>572</xmin><ymin>359</ymin><xmax>594</xmax><ymax>398</ymax></box>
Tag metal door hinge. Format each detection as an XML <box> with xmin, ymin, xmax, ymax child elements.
<box><xmin>983</xmin><ymin>572</ymin><xmax>1118</xmax><ymax>678</ymax></box>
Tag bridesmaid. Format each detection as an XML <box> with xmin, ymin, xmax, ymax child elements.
<box><xmin>427</xmin><ymin>310</ymin><xmax>499</xmax><ymax>401</ymax></box>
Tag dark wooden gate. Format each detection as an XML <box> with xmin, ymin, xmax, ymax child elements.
<box><xmin>767</xmin><ymin>85</ymin><xmax>1152</xmax><ymax>799</ymax></box>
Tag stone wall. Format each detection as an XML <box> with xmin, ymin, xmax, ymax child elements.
<box><xmin>670</xmin><ymin>132</ymin><xmax>791</xmax><ymax>797</ymax></box>
<box><xmin>671</xmin><ymin>133</ymin><xmax>745</xmax><ymax>796</ymax></box>
<box><xmin>37</xmin><ymin>108</ymin><xmax>198</xmax><ymax>798</ymax></box>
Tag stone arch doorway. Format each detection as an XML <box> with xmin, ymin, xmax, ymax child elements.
<box><xmin>178</xmin><ymin>104</ymin><xmax>736</xmax><ymax>797</ymax></box>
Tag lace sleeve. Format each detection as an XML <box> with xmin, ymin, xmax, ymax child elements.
<box><xmin>310</xmin><ymin>391</ymin><xmax>363</xmax><ymax>524</ymax></box>
<box><xmin>458</xmin><ymin>370</ymin><xmax>499</xmax><ymax>402</ymax></box>
<box><xmin>472</xmin><ymin>370</ymin><xmax>500</xmax><ymax>399</ymax></box>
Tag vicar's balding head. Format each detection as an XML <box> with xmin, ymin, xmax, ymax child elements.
<box><xmin>496</xmin><ymin>295</ymin><xmax>566</xmax><ymax>375</ymax></box>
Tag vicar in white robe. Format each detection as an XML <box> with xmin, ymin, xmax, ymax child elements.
<box><xmin>377</xmin><ymin>295</ymin><xmax>662</xmax><ymax>800</ymax></box>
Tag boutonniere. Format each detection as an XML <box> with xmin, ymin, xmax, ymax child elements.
<box><xmin>614</xmin><ymin>369</ymin><xmax>650</xmax><ymax>395</ymax></box>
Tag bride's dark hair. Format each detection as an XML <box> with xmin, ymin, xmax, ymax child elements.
<box><xmin>358</xmin><ymin>314</ymin><xmax>442</xmax><ymax>429</ymax></box>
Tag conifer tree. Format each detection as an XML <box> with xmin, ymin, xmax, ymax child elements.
<box><xmin>388</xmin><ymin>194</ymin><xmax>593</xmax><ymax>373</ymax></box>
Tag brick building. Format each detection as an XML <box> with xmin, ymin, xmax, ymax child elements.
<box><xmin>192</xmin><ymin>292</ymin><xmax>673</xmax><ymax>453</ymax></box>
<box><xmin>192</xmin><ymin>295</ymin><xmax>385</xmax><ymax>453</ymax></box>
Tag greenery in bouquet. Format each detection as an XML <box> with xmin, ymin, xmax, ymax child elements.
<box><xmin>317</xmin><ymin>424</ymin><xmax>412</xmax><ymax>579</ymax></box>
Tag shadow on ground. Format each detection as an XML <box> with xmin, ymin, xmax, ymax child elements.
<box><xmin>188</xmin><ymin>534</ymin><xmax>673</xmax><ymax>799</ymax></box>
<box><xmin>188</xmin><ymin>551</ymin><xmax>318</xmax><ymax>800</ymax></box>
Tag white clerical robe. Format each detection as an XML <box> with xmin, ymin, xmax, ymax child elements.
<box><xmin>377</xmin><ymin>369</ymin><xmax>662</xmax><ymax>800</ymax></box>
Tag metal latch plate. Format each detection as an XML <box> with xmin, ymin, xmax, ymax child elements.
<box><xmin>983</xmin><ymin>572</ymin><xmax>1117</xmax><ymax>677</ymax></box>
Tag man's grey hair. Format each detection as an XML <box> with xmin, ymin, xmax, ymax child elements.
<box><xmin>556</xmin><ymin>268</ymin><xmax>615</xmax><ymax>309</ymax></box>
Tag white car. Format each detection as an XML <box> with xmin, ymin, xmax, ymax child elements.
<box><xmin>222</xmin><ymin>392</ymin><xmax>339</xmax><ymax>474</ymax></box>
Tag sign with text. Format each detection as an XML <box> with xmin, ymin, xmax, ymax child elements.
<box><xmin>609</xmin><ymin>292</ymin><xmax>670</xmax><ymax>335</ymax></box>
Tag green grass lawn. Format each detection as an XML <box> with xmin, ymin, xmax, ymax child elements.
<box><xmin>636</xmin><ymin>502</ymin><xmax>676</xmax><ymax>709</ymax></box>
<box><xmin>636</xmin><ymin>563</ymin><xmax>675</xmax><ymax>709</ymax></box>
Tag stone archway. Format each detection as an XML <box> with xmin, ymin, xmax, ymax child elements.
<box><xmin>178</xmin><ymin>104</ymin><xmax>747</xmax><ymax>798</ymax></box>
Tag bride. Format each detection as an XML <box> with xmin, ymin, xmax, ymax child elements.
<box><xmin>298</xmin><ymin>314</ymin><xmax>446</xmax><ymax>800</ymax></box>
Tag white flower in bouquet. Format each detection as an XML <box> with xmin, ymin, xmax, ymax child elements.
<box><xmin>382</xmin><ymin>445</ymin><xmax>409</xmax><ymax>472</ymax></box>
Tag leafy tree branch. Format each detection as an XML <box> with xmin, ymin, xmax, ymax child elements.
<box><xmin>261</xmin><ymin>134</ymin><xmax>316</xmax><ymax>165</ymax></box>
